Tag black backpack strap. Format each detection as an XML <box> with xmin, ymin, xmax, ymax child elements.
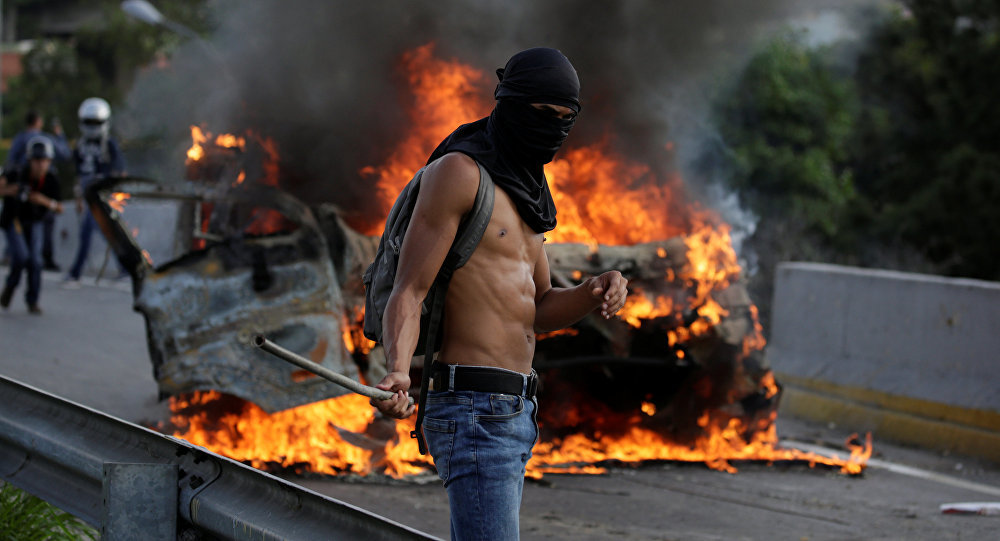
<box><xmin>411</xmin><ymin>162</ymin><xmax>495</xmax><ymax>455</ymax></box>
<box><xmin>412</xmin><ymin>277</ymin><xmax>448</xmax><ymax>454</ymax></box>
<box><xmin>447</xmin><ymin>162</ymin><xmax>495</xmax><ymax>269</ymax></box>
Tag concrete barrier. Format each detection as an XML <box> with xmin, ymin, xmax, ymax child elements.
<box><xmin>768</xmin><ymin>262</ymin><xmax>1000</xmax><ymax>462</ymax></box>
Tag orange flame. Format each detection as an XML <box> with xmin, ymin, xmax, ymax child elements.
<box><xmin>620</xmin><ymin>293</ymin><xmax>674</xmax><ymax>328</ymax></box>
<box><xmin>526</xmin><ymin>413</ymin><xmax>872</xmax><ymax>476</ymax></box>
<box><xmin>166</xmin><ymin>44</ymin><xmax>869</xmax><ymax>478</ymax></box>
<box><xmin>109</xmin><ymin>192</ymin><xmax>131</xmax><ymax>213</ymax></box>
<box><xmin>249</xmin><ymin>130</ymin><xmax>281</xmax><ymax>187</ymax></box>
<box><xmin>641</xmin><ymin>401</ymin><xmax>657</xmax><ymax>416</ymax></box>
<box><xmin>167</xmin><ymin>392</ymin><xmax>871</xmax><ymax>478</ymax></box>
<box><xmin>342</xmin><ymin>309</ymin><xmax>376</xmax><ymax>355</ymax></box>
<box><xmin>546</xmin><ymin>147</ymin><xmax>701</xmax><ymax>247</ymax></box>
<box><xmin>358</xmin><ymin>43</ymin><xmax>490</xmax><ymax>234</ymax></box>
<box><xmin>214</xmin><ymin>133</ymin><xmax>246</xmax><ymax>149</ymax></box>
<box><xmin>186</xmin><ymin>126</ymin><xmax>207</xmax><ymax>162</ymax></box>
<box><xmin>185</xmin><ymin>125</ymin><xmax>246</xmax><ymax>165</ymax></box>
<box><xmin>168</xmin><ymin>391</ymin><xmax>426</xmax><ymax>478</ymax></box>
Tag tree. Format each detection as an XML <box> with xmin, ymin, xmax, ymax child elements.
<box><xmin>2</xmin><ymin>0</ymin><xmax>211</xmax><ymax>193</ymax></box>
<box><xmin>707</xmin><ymin>31</ymin><xmax>859</xmax><ymax>333</ymax></box>
<box><xmin>852</xmin><ymin>0</ymin><xmax>1000</xmax><ymax>280</ymax></box>
<box><xmin>2</xmin><ymin>0</ymin><xmax>212</xmax><ymax>138</ymax></box>
<box><xmin>714</xmin><ymin>31</ymin><xmax>858</xmax><ymax>240</ymax></box>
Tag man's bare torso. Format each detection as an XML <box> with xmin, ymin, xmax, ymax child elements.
<box><xmin>439</xmin><ymin>182</ymin><xmax>544</xmax><ymax>375</ymax></box>
<box><xmin>375</xmin><ymin>126</ymin><xmax>626</xmax><ymax>420</ymax></box>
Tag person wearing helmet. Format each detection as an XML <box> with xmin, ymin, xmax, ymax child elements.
<box><xmin>0</xmin><ymin>136</ymin><xmax>65</xmax><ymax>314</ymax></box>
<box><xmin>64</xmin><ymin>97</ymin><xmax>126</xmax><ymax>286</ymax></box>
<box><xmin>4</xmin><ymin>111</ymin><xmax>72</xmax><ymax>271</ymax></box>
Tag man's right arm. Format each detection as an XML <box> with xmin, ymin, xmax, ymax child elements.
<box><xmin>372</xmin><ymin>153</ymin><xmax>480</xmax><ymax>418</ymax></box>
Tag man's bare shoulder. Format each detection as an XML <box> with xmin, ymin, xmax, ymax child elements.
<box><xmin>426</xmin><ymin>151</ymin><xmax>479</xmax><ymax>179</ymax></box>
<box><xmin>420</xmin><ymin>152</ymin><xmax>480</xmax><ymax>215</ymax></box>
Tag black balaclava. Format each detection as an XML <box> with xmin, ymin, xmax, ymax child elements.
<box><xmin>427</xmin><ymin>47</ymin><xmax>580</xmax><ymax>233</ymax></box>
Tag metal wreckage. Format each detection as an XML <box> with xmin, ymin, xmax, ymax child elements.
<box><xmin>86</xmin><ymin>134</ymin><xmax>784</xmax><ymax>472</ymax></box>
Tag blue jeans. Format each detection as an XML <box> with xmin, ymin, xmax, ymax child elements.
<box><xmin>424</xmin><ymin>389</ymin><xmax>539</xmax><ymax>541</ymax></box>
<box><xmin>68</xmin><ymin>209</ymin><xmax>97</xmax><ymax>280</ymax></box>
<box><xmin>4</xmin><ymin>221</ymin><xmax>44</xmax><ymax>306</ymax></box>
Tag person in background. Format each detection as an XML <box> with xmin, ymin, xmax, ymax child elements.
<box><xmin>5</xmin><ymin>111</ymin><xmax>72</xmax><ymax>271</ymax></box>
<box><xmin>64</xmin><ymin>97</ymin><xmax>126</xmax><ymax>287</ymax></box>
<box><xmin>0</xmin><ymin>137</ymin><xmax>65</xmax><ymax>314</ymax></box>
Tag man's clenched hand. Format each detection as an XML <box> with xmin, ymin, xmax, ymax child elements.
<box><xmin>371</xmin><ymin>371</ymin><xmax>416</xmax><ymax>419</ymax></box>
<box><xmin>587</xmin><ymin>271</ymin><xmax>628</xmax><ymax>319</ymax></box>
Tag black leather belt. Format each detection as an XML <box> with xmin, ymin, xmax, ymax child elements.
<box><xmin>429</xmin><ymin>362</ymin><xmax>538</xmax><ymax>399</ymax></box>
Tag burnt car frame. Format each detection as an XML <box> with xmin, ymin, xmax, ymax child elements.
<box><xmin>87</xmin><ymin>176</ymin><xmax>365</xmax><ymax>412</ymax></box>
<box><xmin>88</xmin><ymin>175</ymin><xmax>778</xmax><ymax>443</ymax></box>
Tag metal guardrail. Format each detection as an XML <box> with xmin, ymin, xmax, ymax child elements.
<box><xmin>0</xmin><ymin>375</ymin><xmax>438</xmax><ymax>540</ymax></box>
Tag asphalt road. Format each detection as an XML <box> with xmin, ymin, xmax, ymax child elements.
<box><xmin>2</xmin><ymin>269</ymin><xmax>999</xmax><ymax>540</ymax></box>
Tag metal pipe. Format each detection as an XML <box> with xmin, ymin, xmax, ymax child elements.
<box><xmin>252</xmin><ymin>334</ymin><xmax>413</xmax><ymax>404</ymax></box>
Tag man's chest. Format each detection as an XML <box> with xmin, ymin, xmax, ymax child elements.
<box><xmin>475</xmin><ymin>188</ymin><xmax>544</xmax><ymax>263</ymax></box>
<box><xmin>77</xmin><ymin>142</ymin><xmax>106</xmax><ymax>173</ymax></box>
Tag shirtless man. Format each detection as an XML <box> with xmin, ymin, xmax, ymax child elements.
<box><xmin>373</xmin><ymin>48</ymin><xmax>627</xmax><ymax>541</ymax></box>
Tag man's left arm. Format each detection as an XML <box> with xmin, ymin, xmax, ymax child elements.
<box><xmin>532</xmin><ymin>244</ymin><xmax>627</xmax><ymax>333</ymax></box>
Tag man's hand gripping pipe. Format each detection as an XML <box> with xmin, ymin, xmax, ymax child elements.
<box><xmin>251</xmin><ymin>334</ymin><xmax>414</xmax><ymax>405</ymax></box>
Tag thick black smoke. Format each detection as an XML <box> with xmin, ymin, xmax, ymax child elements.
<box><xmin>121</xmin><ymin>0</ymin><xmax>872</xmax><ymax>222</ymax></box>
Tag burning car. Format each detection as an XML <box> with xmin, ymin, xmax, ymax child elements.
<box><xmin>87</xmin><ymin>44</ymin><xmax>868</xmax><ymax>478</ymax></box>
<box><xmin>89</xmin><ymin>168</ymin><xmax>789</xmax><ymax>477</ymax></box>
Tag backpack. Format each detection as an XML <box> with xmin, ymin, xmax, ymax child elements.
<box><xmin>362</xmin><ymin>160</ymin><xmax>495</xmax><ymax>454</ymax></box>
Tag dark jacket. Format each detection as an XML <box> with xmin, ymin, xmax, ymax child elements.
<box><xmin>75</xmin><ymin>136</ymin><xmax>125</xmax><ymax>189</ymax></box>
<box><xmin>0</xmin><ymin>166</ymin><xmax>61</xmax><ymax>229</ymax></box>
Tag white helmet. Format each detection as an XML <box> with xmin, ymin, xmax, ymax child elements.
<box><xmin>78</xmin><ymin>97</ymin><xmax>111</xmax><ymax>139</ymax></box>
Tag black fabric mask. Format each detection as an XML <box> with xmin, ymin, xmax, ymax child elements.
<box><xmin>492</xmin><ymin>99</ymin><xmax>576</xmax><ymax>164</ymax></box>
<box><xmin>427</xmin><ymin>48</ymin><xmax>580</xmax><ymax>233</ymax></box>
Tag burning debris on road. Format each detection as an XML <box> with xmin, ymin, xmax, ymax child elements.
<box><xmin>89</xmin><ymin>44</ymin><xmax>870</xmax><ymax>479</ymax></box>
